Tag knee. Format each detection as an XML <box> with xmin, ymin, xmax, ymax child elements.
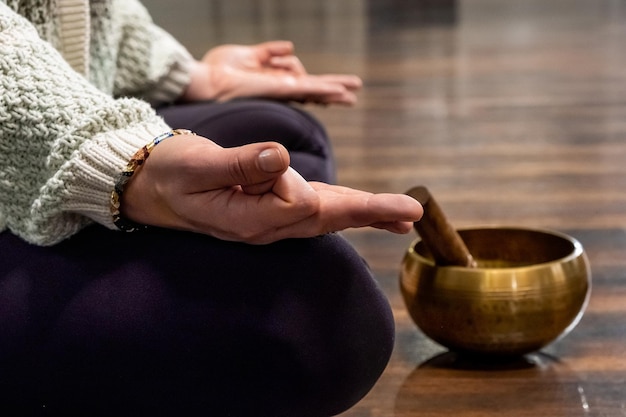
<box><xmin>299</xmin><ymin>287</ymin><xmax>395</xmax><ymax>416</ymax></box>
<box><xmin>141</xmin><ymin>232</ymin><xmax>395</xmax><ymax>417</ymax></box>
<box><xmin>264</xmin><ymin>234</ymin><xmax>396</xmax><ymax>416</ymax></box>
<box><xmin>175</xmin><ymin>233</ymin><xmax>395</xmax><ymax>417</ymax></box>
<box><xmin>10</xmin><ymin>229</ymin><xmax>395</xmax><ymax>416</ymax></box>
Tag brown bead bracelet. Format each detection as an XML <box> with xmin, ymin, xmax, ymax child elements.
<box><xmin>110</xmin><ymin>128</ymin><xmax>196</xmax><ymax>232</ymax></box>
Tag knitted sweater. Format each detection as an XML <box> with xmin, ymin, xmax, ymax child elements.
<box><xmin>0</xmin><ymin>0</ymin><xmax>196</xmax><ymax>245</ymax></box>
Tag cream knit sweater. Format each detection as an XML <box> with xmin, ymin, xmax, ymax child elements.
<box><xmin>0</xmin><ymin>0</ymin><xmax>196</xmax><ymax>245</ymax></box>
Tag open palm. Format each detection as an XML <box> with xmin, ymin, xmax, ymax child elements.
<box><xmin>183</xmin><ymin>41</ymin><xmax>362</xmax><ymax>105</ymax></box>
<box><xmin>120</xmin><ymin>134</ymin><xmax>423</xmax><ymax>244</ymax></box>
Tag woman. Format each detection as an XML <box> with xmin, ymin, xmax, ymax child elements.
<box><xmin>0</xmin><ymin>1</ymin><xmax>423</xmax><ymax>415</ymax></box>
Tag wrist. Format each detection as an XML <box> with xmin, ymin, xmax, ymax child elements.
<box><xmin>181</xmin><ymin>60</ymin><xmax>215</xmax><ymax>102</ymax></box>
<box><xmin>110</xmin><ymin>129</ymin><xmax>196</xmax><ymax>232</ymax></box>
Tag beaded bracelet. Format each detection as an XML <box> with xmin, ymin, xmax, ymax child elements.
<box><xmin>110</xmin><ymin>128</ymin><xmax>196</xmax><ymax>232</ymax></box>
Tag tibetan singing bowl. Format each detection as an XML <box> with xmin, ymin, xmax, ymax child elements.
<box><xmin>400</xmin><ymin>227</ymin><xmax>591</xmax><ymax>356</ymax></box>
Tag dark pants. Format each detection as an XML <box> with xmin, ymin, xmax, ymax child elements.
<box><xmin>0</xmin><ymin>100</ymin><xmax>394</xmax><ymax>416</ymax></box>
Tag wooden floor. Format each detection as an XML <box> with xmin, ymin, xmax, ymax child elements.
<box><xmin>144</xmin><ymin>0</ymin><xmax>626</xmax><ymax>415</ymax></box>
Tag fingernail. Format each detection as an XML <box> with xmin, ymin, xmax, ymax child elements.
<box><xmin>258</xmin><ymin>148</ymin><xmax>284</xmax><ymax>173</ymax></box>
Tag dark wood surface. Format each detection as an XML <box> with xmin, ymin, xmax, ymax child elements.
<box><xmin>144</xmin><ymin>0</ymin><xmax>626</xmax><ymax>415</ymax></box>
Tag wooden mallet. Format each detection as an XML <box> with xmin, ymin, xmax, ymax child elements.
<box><xmin>406</xmin><ymin>186</ymin><xmax>477</xmax><ymax>268</ymax></box>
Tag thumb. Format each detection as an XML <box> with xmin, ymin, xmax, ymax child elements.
<box><xmin>219</xmin><ymin>142</ymin><xmax>291</xmax><ymax>195</ymax></box>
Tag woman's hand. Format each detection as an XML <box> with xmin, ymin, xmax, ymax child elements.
<box><xmin>182</xmin><ymin>40</ymin><xmax>362</xmax><ymax>106</ymax></box>
<box><xmin>120</xmin><ymin>134</ymin><xmax>423</xmax><ymax>244</ymax></box>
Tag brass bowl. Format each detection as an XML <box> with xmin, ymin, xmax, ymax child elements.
<box><xmin>400</xmin><ymin>227</ymin><xmax>591</xmax><ymax>356</ymax></box>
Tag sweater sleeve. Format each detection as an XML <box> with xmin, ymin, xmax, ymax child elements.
<box><xmin>109</xmin><ymin>0</ymin><xmax>196</xmax><ymax>105</ymax></box>
<box><xmin>0</xmin><ymin>4</ymin><xmax>172</xmax><ymax>246</ymax></box>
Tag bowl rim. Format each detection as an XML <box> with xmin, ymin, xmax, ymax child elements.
<box><xmin>407</xmin><ymin>225</ymin><xmax>586</xmax><ymax>272</ymax></box>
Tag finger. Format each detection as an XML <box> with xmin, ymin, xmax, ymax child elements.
<box><xmin>257</xmin><ymin>167</ymin><xmax>320</xmax><ymax>214</ymax></box>
<box><xmin>331</xmin><ymin>192</ymin><xmax>424</xmax><ymax>225</ymax></box>
<box><xmin>230</xmin><ymin>167</ymin><xmax>321</xmax><ymax>243</ymax></box>
<box><xmin>264</xmin><ymin>188</ymin><xmax>423</xmax><ymax>241</ymax></box>
<box><xmin>239</xmin><ymin>146</ymin><xmax>288</xmax><ymax>195</ymax></box>
<box><xmin>206</xmin><ymin>142</ymin><xmax>291</xmax><ymax>191</ymax></box>
<box><xmin>311</xmin><ymin>90</ymin><xmax>359</xmax><ymax>106</ymax></box>
<box><xmin>255</xmin><ymin>40</ymin><xmax>295</xmax><ymax>58</ymax></box>
<box><xmin>327</xmin><ymin>191</ymin><xmax>424</xmax><ymax>226</ymax></box>
<box><xmin>369</xmin><ymin>221</ymin><xmax>415</xmax><ymax>234</ymax></box>
<box><xmin>267</xmin><ymin>78</ymin><xmax>358</xmax><ymax>106</ymax></box>
<box><xmin>316</xmin><ymin>74</ymin><xmax>363</xmax><ymax>91</ymax></box>
<box><xmin>269</xmin><ymin>55</ymin><xmax>308</xmax><ymax>76</ymax></box>
<box><xmin>289</xmin><ymin>76</ymin><xmax>361</xmax><ymax>105</ymax></box>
